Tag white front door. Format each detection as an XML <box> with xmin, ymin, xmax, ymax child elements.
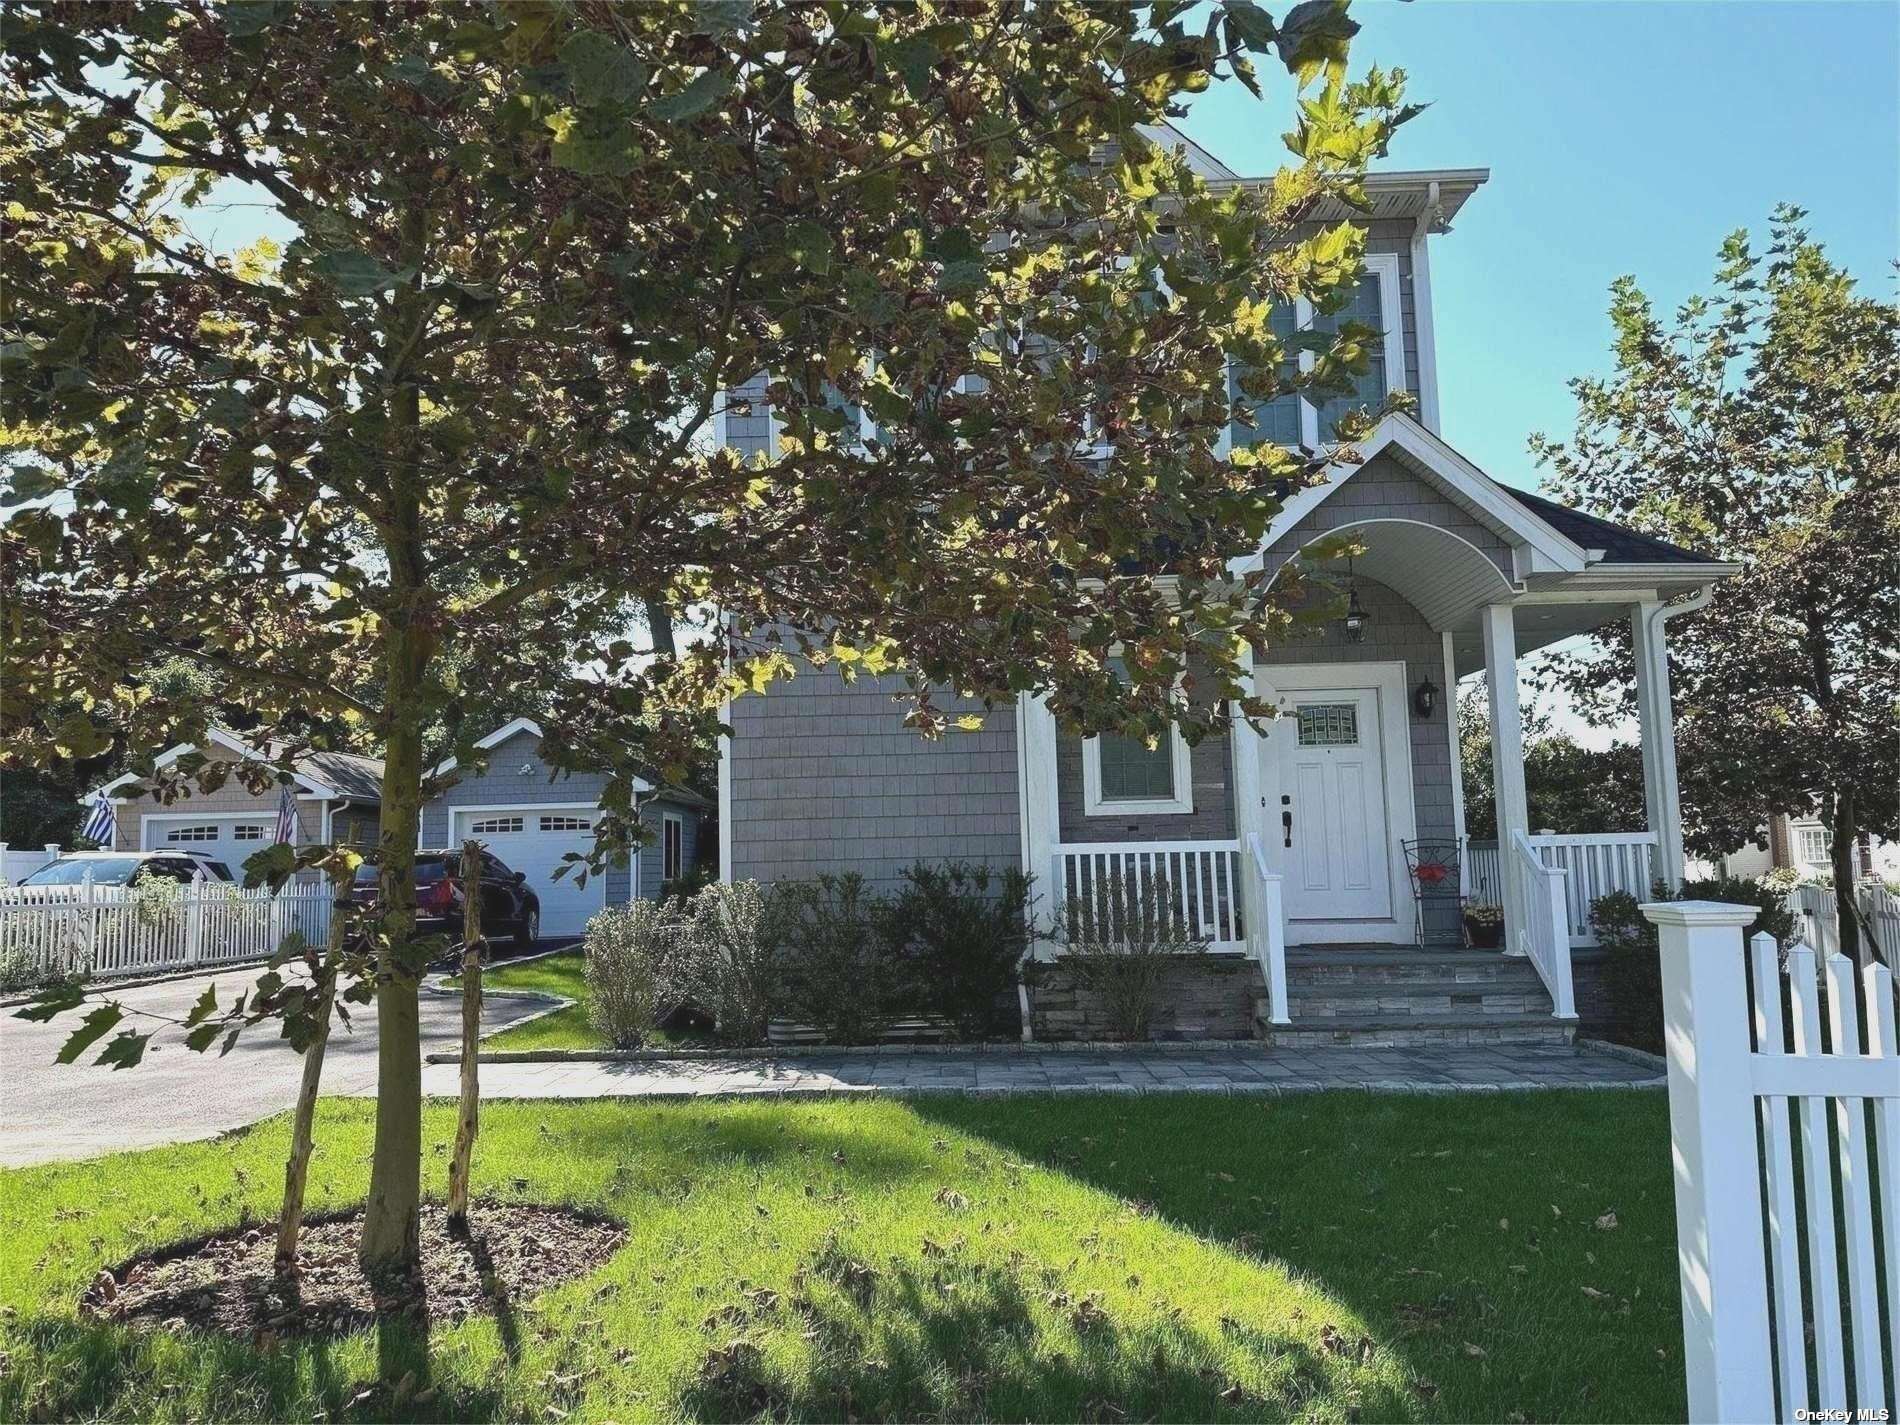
<box><xmin>1268</xmin><ymin>687</ymin><xmax>1394</xmax><ymax>923</ymax></box>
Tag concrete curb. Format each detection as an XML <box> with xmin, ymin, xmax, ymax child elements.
<box><xmin>1577</xmin><ymin>1037</ymin><xmax>1669</xmax><ymax>1076</ymax></box>
<box><xmin>416</xmin><ymin>1077</ymin><xmax>1667</xmax><ymax>1102</ymax></box>
<box><xmin>426</xmin><ymin>1036</ymin><xmax>1295</xmax><ymax>1065</ymax></box>
<box><xmin>0</xmin><ymin>956</ymin><xmax>277</xmax><ymax>1008</ymax></box>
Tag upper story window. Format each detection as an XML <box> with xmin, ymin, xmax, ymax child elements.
<box><xmin>1080</xmin><ymin>659</ymin><xmax>1195</xmax><ymax>817</ymax></box>
<box><xmin>1224</xmin><ymin>252</ymin><xmax>1406</xmax><ymax>454</ymax></box>
<box><xmin>1796</xmin><ymin>825</ymin><xmax>1828</xmax><ymax>866</ymax></box>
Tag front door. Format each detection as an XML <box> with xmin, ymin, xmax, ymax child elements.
<box><xmin>1268</xmin><ymin>688</ymin><xmax>1394</xmax><ymax>923</ymax></box>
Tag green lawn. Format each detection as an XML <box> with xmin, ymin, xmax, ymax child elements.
<box><xmin>0</xmin><ymin>1093</ymin><xmax>1684</xmax><ymax>1422</ymax></box>
<box><xmin>452</xmin><ymin>950</ymin><xmax>702</xmax><ymax>1052</ymax></box>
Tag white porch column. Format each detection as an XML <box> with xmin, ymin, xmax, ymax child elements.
<box><xmin>1481</xmin><ymin>604</ymin><xmax>1531</xmax><ymax>955</ymax></box>
<box><xmin>1632</xmin><ymin>601</ymin><xmax>1687</xmax><ymax>889</ymax></box>
<box><xmin>1015</xmin><ymin>692</ymin><xmax>1061</xmax><ymax>932</ymax></box>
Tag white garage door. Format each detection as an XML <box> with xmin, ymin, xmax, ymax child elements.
<box><xmin>452</xmin><ymin>806</ymin><xmax>609</xmax><ymax>939</ymax></box>
<box><xmin>143</xmin><ymin>816</ymin><xmax>273</xmax><ymax>880</ymax></box>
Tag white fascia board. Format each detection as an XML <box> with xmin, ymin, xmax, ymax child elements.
<box><xmin>87</xmin><ymin>730</ymin><xmax>338</xmax><ymax>802</ymax></box>
<box><xmin>429</xmin><ymin>715</ymin><xmax>547</xmax><ymax>778</ymax></box>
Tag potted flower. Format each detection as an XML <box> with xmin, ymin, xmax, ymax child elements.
<box><xmin>1463</xmin><ymin>900</ymin><xmax>1505</xmax><ymax>950</ymax></box>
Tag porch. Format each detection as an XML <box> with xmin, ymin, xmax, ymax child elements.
<box><xmin>1015</xmin><ymin>417</ymin><xmax>1736</xmax><ymax>1044</ymax></box>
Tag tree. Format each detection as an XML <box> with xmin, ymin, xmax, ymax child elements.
<box><xmin>1457</xmin><ymin>686</ymin><xmax>1645</xmax><ymax>842</ymax></box>
<box><xmin>1530</xmin><ymin>209</ymin><xmax>1900</xmax><ymax>958</ymax></box>
<box><xmin>3</xmin><ymin>0</ymin><xmax>1416</xmax><ymax>1278</ymax></box>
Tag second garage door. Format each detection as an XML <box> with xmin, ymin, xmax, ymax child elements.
<box><xmin>451</xmin><ymin>806</ymin><xmax>612</xmax><ymax>938</ymax></box>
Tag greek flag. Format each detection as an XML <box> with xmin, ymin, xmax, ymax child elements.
<box><xmin>81</xmin><ymin>793</ymin><xmax>114</xmax><ymax>847</ymax></box>
<box><xmin>274</xmin><ymin>784</ymin><xmax>298</xmax><ymax>845</ymax></box>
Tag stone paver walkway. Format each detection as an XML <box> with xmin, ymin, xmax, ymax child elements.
<box><xmin>413</xmin><ymin>1043</ymin><xmax>1661</xmax><ymax>1100</ymax></box>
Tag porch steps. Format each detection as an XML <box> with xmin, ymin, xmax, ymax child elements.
<box><xmin>1255</xmin><ymin>947</ymin><xmax>1574</xmax><ymax>1048</ymax></box>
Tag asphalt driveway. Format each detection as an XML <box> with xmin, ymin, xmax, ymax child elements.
<box><xmin>1</xmin><ymin>963</ymin><xmax>553</xmax><ymax>1168</ymax></box>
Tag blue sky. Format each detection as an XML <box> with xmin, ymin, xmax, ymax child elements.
<box><xmin>1176</xmin><ymin>0</ymin><xmax>1900</xmax><ymax>489</ymax></box>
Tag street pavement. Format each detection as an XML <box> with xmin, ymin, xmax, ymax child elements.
<box><xmin>1</xmin><ymin>964</ymin><xmax>550</xmax><ymax>1168</ymax></box>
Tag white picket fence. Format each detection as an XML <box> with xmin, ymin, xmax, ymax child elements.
<box><xmin>0</xmin><ymin>881</ymin><xmax>333</xmax><ymax>983</ymax></box>
<box><xmin>1646</xmin><ymin>901</ymin><xmax>1897</xmax><ymax>1422</ymax></box>
<box><xmin>1788</xmin><ymin>881</ymin><xmax>1900</xmax><ymax>968</ymax></box>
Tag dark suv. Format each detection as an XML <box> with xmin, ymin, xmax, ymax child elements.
<box><xmin>351</xmin><ymin>849</ymin><xmax>540</xmax><ymax>948</ymax></box>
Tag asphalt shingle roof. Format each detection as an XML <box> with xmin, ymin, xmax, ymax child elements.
<box><xmin>1499</xmin><ymin>485</ymin><xmax>1726</xmax><ymax>566</ymax></box>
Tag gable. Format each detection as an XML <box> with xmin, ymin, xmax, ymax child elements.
<box><xmin>1261</xmin><ymin>450</ymin><xmax>1515</xmax><ymax>582</ymax></box>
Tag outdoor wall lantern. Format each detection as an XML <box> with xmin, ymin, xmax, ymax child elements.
<box><xmin>1413</xmin><ymin>673</ymin><xmax>1439</xmax><ymax>721</ymax></box>
<box><xmin>1342</xmin><ymin>559</ymin><xmax>1370</xmax><ymax>644</ymax></box>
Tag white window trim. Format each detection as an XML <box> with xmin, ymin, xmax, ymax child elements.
<box><xmin>1220</xmin><ymin>251</ymin><xmax>1407</xmax><ymax>459</ymax></box>
<box><xmin>662</xmin><ymin>810</ymin><xmax>685</xmax><ymax>881</ymax></box>
<box><xmin>1081</xmin><ymin>727</ymin><xmax>1195</xmax><ymax>817</ymax></box>
<box><xmin>1795</xmin><ymin>824</ymin><xmax>1829</xmax><ymax>867</ymax></box>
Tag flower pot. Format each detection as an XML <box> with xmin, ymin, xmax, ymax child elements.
<box><xmin>1464</xmin><ymin>918</ymin><xmax>1505</xmax><ymax>950</ymax></box>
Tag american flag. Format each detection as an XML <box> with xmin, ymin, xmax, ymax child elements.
<box><xmin>274</xmin><ymin>784</ymin><xmax>298</xmax><ymax>845</ymax></box>
<box><xmin>81</xmin><ymin>793</ymin><xmax>115</xmax><ymax>848</ymax></box>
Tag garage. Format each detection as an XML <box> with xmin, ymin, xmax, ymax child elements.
<box><xmin>141</xmin><ymin>815</ymin><xmax>274</xmax><ymax>879</ymax></box>
<box><xmin>450</xmin><ymin>804</ymin><xmax>612</xmax><ymax>939</ymax></box>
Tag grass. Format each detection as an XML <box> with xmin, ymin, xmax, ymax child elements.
<box><xmin>450</xmin><ymin>950</ymin><xmax>704</xmax><ymax>1053</ymax></box>
<box><xmin>0</xmin><ymin>1092</ymin><xmax>1685</xmax><ymax>1422</ymax></box>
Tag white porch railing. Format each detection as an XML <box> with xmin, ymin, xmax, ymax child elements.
<box><xmin>0</xmin><ymin>880</ymin><xmax>333</xmax><ymax>984</ymax></box>
<box><xmin>1467</xmin><ymin>831</ymin><xmax>1657</xmax><ymax>946</ymax></box>
<box><xmin>1246</xmin><ymin>833</ymin><xmax>1289</xmax><ymax>1024</ymax></box>
<box><xmin>1510</xmin><ymin>831</ymin><xmax>1577</xmax><ymax>1019</ymax></box>
<box><xmin>1051</xmin><ymin>840</ymin><xmax>1244</xmax><ymax>952</ymax></box>
<box><xmin>1646</xmin><ymin>902</ymin><xmax>1897</xmax><ymax>1422</ymax></box>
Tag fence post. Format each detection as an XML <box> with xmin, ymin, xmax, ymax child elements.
<box><xmin>1641</xmin><ymin>899</ymin><xmax>1773</xmax><ymax>1423</ymax></box>
<box><xmin>184</xmin><ymin>882</ymin><xmax>203</xmax><ymax>967</ymax></box>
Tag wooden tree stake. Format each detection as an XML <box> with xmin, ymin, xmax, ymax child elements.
<box><xmin>275</xmin><ymin>869</ymin><xmax>348</xmax><ymax>1279</ymax></box>
<box><xmin>446</xmin><ymin>840</ymin><xmax>484</xmax><ymax>1234</ymax></box>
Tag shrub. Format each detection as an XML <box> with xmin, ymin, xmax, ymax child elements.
<box><xmin>758</xmin><ymin>874</ymin><xmax>909</xmax><ymax>1044</ymax></box>
<box><xmin>1589</xmin><ymin>875</ymin><xmax>1797</xmax><ymax>1051</ymax></box>
<box><xmin>887</xmin><ymin>862</ymin><xmax>1032</xmax><ymax>1041</ymax></box>
<box><xmin>583</xmin><ymin>899</ymin><xmax>687</xmax><ymax>1048</ymax></box>
<box><xmin>681</xmin><ymin>880</ymin><xmax>775</xmax><ymax>1045</ymax></box>
<box><xmin>1056</xmin><ymin>870</ymin><xmax>1209</xmax><ymax>1041</ymax></box>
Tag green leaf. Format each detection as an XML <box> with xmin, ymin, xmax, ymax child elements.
<box><xmin>56</xmin><ymin>1005</ymin><xmax>124</xmax><ymax>1064</ymax></box>
<box><xmin>310</xmin><ymin>249</ymin><xmax>412</xmax><ymax>297</ymax></box>
<box><xmin>648</xmin><ymin>69</ymin><xmax>732</xmax><ymax>122</ymax></box>
<box><xmin>783</xmin><ymin>219</ymin><xmax>834</xmax><ymax>276</ymax></box>
<box><xmin>1223</xmin><ymin>0</ymin><xmax>1277</xmax><ymax>50</ymax></box>
<box><xmin>561</xmin><ymin>30</ymin><xmax>647</xmax><ymax>108</ymax></box>
<box><xmin>218</xmin><ymin>1</ymin><xmax>285</xmax><ymax>39</ymax></box>
<box><xmin>13</xmin><ymin>982</ymin><xmax>87</xmax><ymax>1022</ymax></box>
<box><xmin>1276</xmin><ymin>0</ymin><xmax>1357</xmax><ymax>85</ymax></box>
<box><xmin>53</xmin><ymin>710</ymin><xmax>110</xmax><ymax>759</ymax></box>
<box><xmin>184</xmin><ymin>1022</ymin><xmax>222</xmax><ymax>1054</ymax></box>
<box><xmin>184</xmin><ymin>983</ymin><xmax>219</xmax><ymax>1028</ymax></box>
<box><xmin>95</xmin><ymin>1030</ymin><xmax>153</xmax><ymax>1071</ymax></box>
<box><xmin>693</xmin><ymin>0</ymin><xmax>754</xmax><ymax>36</ymax></box>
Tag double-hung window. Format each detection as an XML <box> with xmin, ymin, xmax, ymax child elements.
<box><xmin>662</xmin><ymin>812</ymin><xmax>685</xmax><ymax>881</ymax></box>
<box><xmin>1080</xmin><ymin>660</ymin><xmax>1194</xmax><ymax>817</ymax></box>
<box><xmin>1224</xmin><ymin>252</ymin><xmax>1405</xmax><ymax>453</ymax></box>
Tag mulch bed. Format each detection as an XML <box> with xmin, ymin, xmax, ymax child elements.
<box><xmin>81</xmin><ymin>1202</ymin><xmax>626</xmax><ymax>1342</ymax></box>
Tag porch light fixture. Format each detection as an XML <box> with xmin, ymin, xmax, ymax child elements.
<box><xmin>1413</xmin><ymin>673</ymin><xmax>1439</xmax><ymax>721</ymax></box>
<box><xmin>1342</xmin><ymin>558</ymin><xmax>1370</xmax><ymax>643</ymax></box>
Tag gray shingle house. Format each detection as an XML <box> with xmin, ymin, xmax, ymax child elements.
<box><xmin>423</xmin><ymin>718</ymin><xmax>710</xmax><ymax>937</ymax></box>
<box><xmin>721</xmin><ymin>133</ymin><xmax>1738</xmax><ymax>1042</ymax></box>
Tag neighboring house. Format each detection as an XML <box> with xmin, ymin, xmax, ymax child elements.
<box><xmin>721</xmin><ymin>129</ymin><xmax>1740</xmax><ymax>1042</ymax></box>
<box><xmin>1709</xmin><ymin>814</ymin><xmax>1898</xmax><ymax>884</ymax></box>
<box><xmin>87</xmin><ymin>727</ymin><xmax>383</xmax><ymax>874</ymax></box>
<box><xmin>422</xmin><ymin>717</ymin><xmax>710</xmax><ymax>937</ymax></box>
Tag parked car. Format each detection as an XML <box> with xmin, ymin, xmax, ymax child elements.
<box><xmin>17</xmin><ymin>850</ymin><xmax>236</xmax><ymax>887</ymax></box>
<box><xmin>350</xmin><ymin>848</ymin><xmax>540</xmax><ymax>949</ymax></box>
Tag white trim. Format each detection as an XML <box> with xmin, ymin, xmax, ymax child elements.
<box><xmin>1080</xmin><ymin>725</ymin><xmax>1195</xmax><ymax>817</ymax></box>
<box><xmin>90</xmin><ymin>729</ymin><xmax>341</xmax><ymax>802</ymax></box>
<box><xmin>1410</xmin><ymin>186</ymin><xmax>1442</xmax><ymax>433</ymax></box>
<box><xmin>428</xmin><ymin>716</ymin><xmax>544</xmax><ymax>778</ymax></box>
<box><xmin>661</xmin><ymin>809</ymin><xmax>685</xmax><ymax>883</ymax></box>
<box><xmin>1442</xmin><ymin>630</ymin><xmax>1468</xmax><ymax>855</ymax></box>
<box><xmin>1239</xmin><ymin>413</ymin><xmax>1591</xmax><ymax>582</ymax></box>
<box><xmin>1363</xmin><ymin>250</ymin><xmax>1408</xmax><ymax>406</ymax></box>
<box><xmin>1251</xmin><ymin>659</ymin><xmax>1418</xmax><ymax>945</ymax></box>
<box><xmin>717</xmin><ymin>690</ymin><xmax>734</xmax><ymax>885</ymax></box>
<box><xmin>447</xmin><ymin>798</ymin><xmax>598</xmax><ymax>820</ymax></box>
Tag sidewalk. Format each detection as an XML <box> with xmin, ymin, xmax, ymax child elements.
<box><xmin>411</xmin><ymin>1042</ymin><xmax>1663</xmax><ymax>1100</ymax></box>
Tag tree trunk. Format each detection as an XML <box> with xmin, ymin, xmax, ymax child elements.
<box><xmin>275</xmin><ymin>869</ymin><xmax>349</xmax><ymax>1278</ymax></box>
<box><xmin>446</xmin><ymin>840</ymin><xmax>483</xmax><ymax>1235</ymax></box>
<box><xmin>645</xmin><ymin>596</ymin><xmax>676</xmax><ymax>660</ymax></box>
<box><xmin>1827</xmin><ymin>786</ymin><xmax>1865</xmax><ymax>966</ymax></box>
<box><xmin>358</xmin><ymin>621</ymin><xmax>431</xmax><ymax>1273</ymax></box>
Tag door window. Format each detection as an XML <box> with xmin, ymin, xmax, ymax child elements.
<box><xmin>1296</xmin><ymin>703</ymin><xmax>1360</xmax><ymax>747</ymax></box>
